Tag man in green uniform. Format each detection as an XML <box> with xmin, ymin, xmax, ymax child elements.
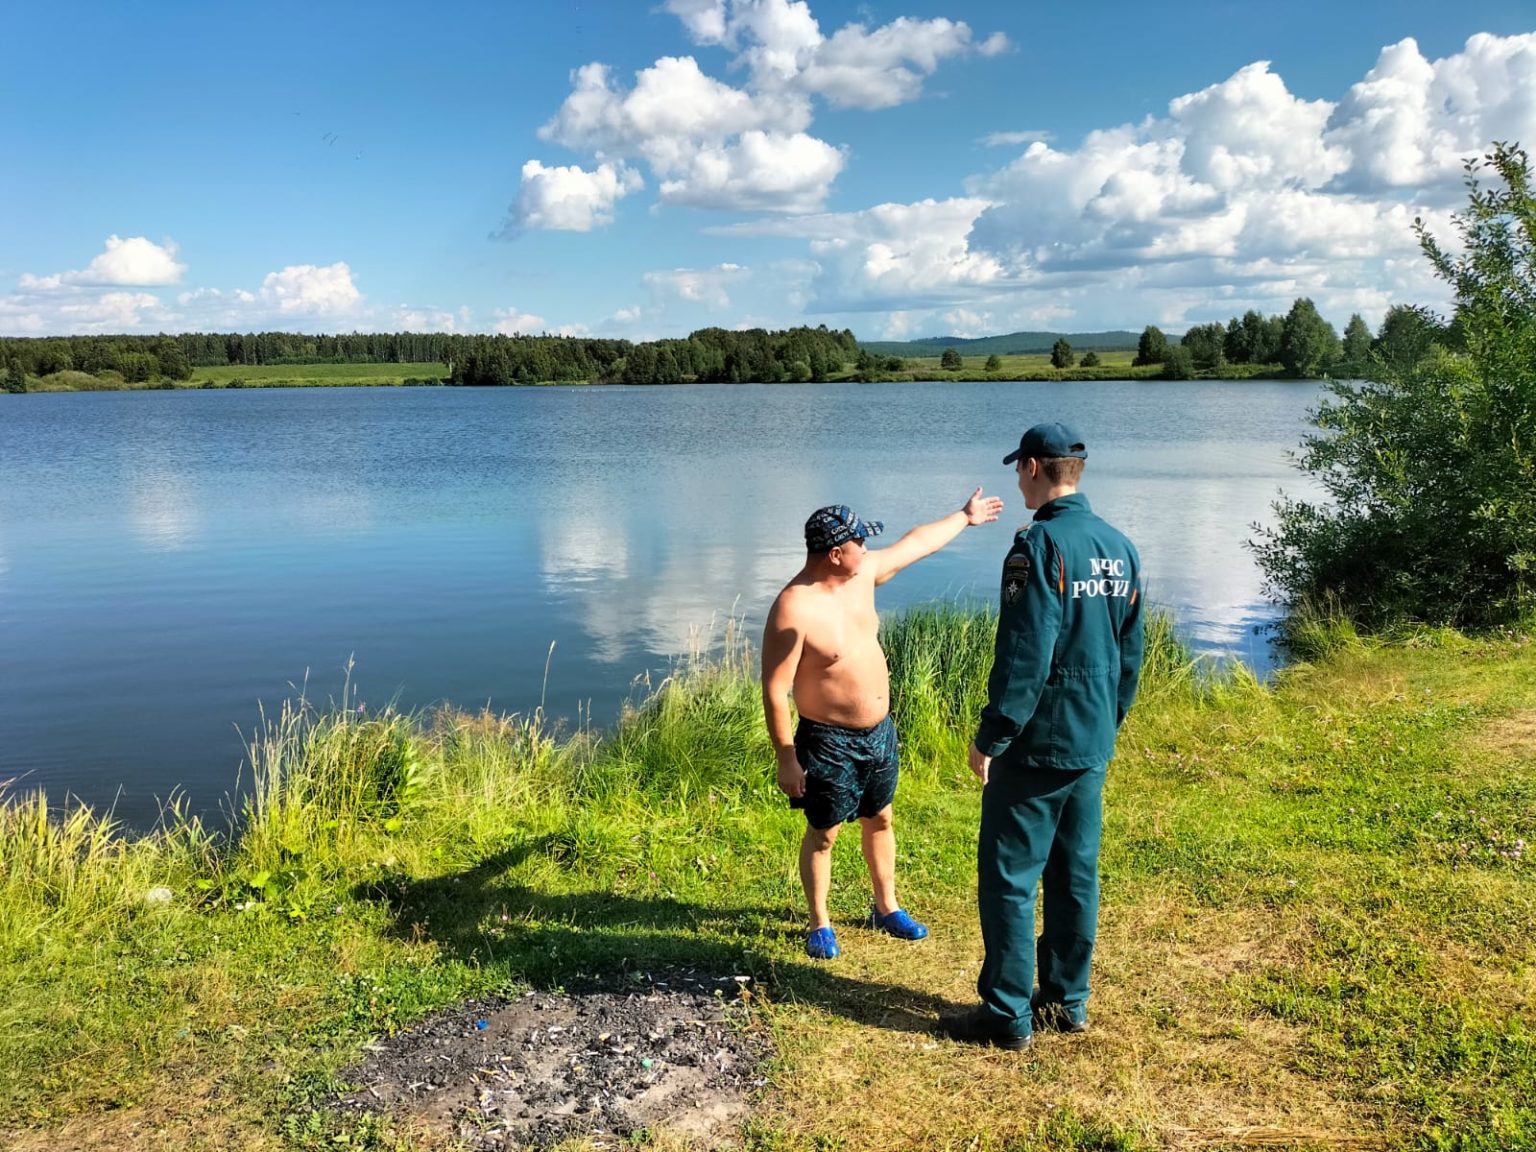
<box><xmin>942</xmin><ymin>422</ymin><xmax>1145</xmax><ymax>1049</ymax></box>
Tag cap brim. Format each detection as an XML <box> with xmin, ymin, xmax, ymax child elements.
<box><xmin>1002</xmin><ymin>449</ymin><xmax>1022</xmax><ymax>465</ymax></box>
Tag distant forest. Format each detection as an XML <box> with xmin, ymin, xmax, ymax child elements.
<box><xmin>0</xmin><ymin>326</ymin><xmax>862</xmax><ymax>387</ymax></box>
<box><xmin>0</xmin><ymin>299</ymin><xmax>1398</xmax><ymax>392</ymax></box>
<box><xmin>861</xmin><ymin>330</ymin><xmax>1141</xmax><ymax>357</ymax></box>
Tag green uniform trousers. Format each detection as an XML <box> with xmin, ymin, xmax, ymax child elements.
<box><xmin>977</xmin><ymin>761</ymin><xmax>1106</xmax><ymax>1036</ymax></box>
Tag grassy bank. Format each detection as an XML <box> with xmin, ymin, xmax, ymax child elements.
<box><xmin>9</xmin><ymin>363</ymin><xmax>451</xmax><ymax>391</ymax></box>
<box><xmin>191</xmin><ymin>363</ymin><xmax>450</xmax><ymax>388</ymax></box>
<box><xmin>3</xmin><ymin>608</ymin><xmax>1534</xmax><ymax>1150</ymax></box>
<box><xmin>844</xmin><ymin>351</ymin><xmax>1289</xmax><ymax>382</ymax></box>
<box><xmin>5</xmin><ymin>354</ymin><xmax>1299</xmax><ymax>392</ymax></box>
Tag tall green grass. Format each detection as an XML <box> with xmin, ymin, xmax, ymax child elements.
<box><xmin>0</xmin><ymin>790</ymin><xmax>217</xmax><ymax>950</ymax></box>
<box><xmin>5</xmin><ymin>603</ymin><xmax>1534</xmax><ymax>1149</ymax></box>
<box><xmin>2</xmin><ymin>605</ymin><xmax>1209</xmax><ymax>948</ymax></box>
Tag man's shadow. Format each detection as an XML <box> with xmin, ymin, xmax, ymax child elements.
<box><xmin>350</xmin><ymin>834</ymin><xmax>956</xmax><ymax>1035</ymax></box>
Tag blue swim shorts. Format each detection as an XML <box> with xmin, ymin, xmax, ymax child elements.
<box><xmin>791</xmin><ymin>714</ymin><xmax>900</xmax><ymax>830</ymax></box>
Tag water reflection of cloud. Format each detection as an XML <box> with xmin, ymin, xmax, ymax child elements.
<box><xmin>539</xmin><ymin>519</ymin><xmax>636</xmax><ymax>661</ymax></box>
<box><xmin>127</xmin><ymin>471</ymin><xmax>201</xmax><ymax>551</ymax></box>
<box><xmin>538</xmin><ymin>463</ymin><xmax>821</xmax><ymax>665</ymax></box>
<box><xmin>1096</xmin><ymin>442</ymin><xmax>1323</xmax><ymax>656</ymax></box>
<box><xmin>540</xmin><ymin>517</ymin><xmax>629</xmax><ymax>584</ymax></box>
<box><xmin>536</xmin><ymin>415</ymin><xmax>1325</xmax><ymax>673</ymax></box>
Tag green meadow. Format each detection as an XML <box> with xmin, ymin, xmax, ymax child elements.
<box><xmin>15</xmin><ymin>362</ymin><xmax>452</xmax><ymax>391</ymax></box>
<box><xmin>912</xmin><ymin>349</ymin><xmax>1143</xmax><ymax>373</ymax></box>
<box><xmin>870</xmin><ymin>350</ymin><xmax>1280</xmax><ymax>382</ymax></box>
<box><xmin>3</xmin><ymin>607</ymin><xmax>1534</xmax><ymax>1151</ymax></box>
<box><xmin>191</xmin><ymin>363</ymin><xmax>450</xmax><ymax>388</ymax></box>
<box><xmin>10</xmin><ymin>351</ymin><xmax>1284</xmax><ymax>391</ymax></box>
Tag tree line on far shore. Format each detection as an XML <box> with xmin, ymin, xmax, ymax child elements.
<box><xmin>0</xmin><ymin>299</ymin><xmax>1461</xmax><ymax>394</ymax></box>
<box><xmin>959</xmin><ymin>298</ymin><xmax>1432</xmax><ymax>383</ymax></box>
<box><xmin>0</xmin><ymin>326</ymin><xmax>865</xmax><ymax>391</ymax></box>
<box><xmin>907</xmin><ymin>298</ymin><xmax>1440</xmax><ymax>384</ymax></box>
<box><xmin>1128</xmin><ymin>298</ymin><xmax>1413</xmax><ymax>380</ymax></box>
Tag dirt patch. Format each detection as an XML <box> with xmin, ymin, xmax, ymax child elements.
<box><xmin>1476</xmin><ymin>708</ymin><xmax>1536</xmax><ymax>762</ymax></box>
<box><xmin>0</xmin><ymin>1078</ymin><xmax>284</xmax><ymax>1152</ymax></box>
<box><xmin>334</xmin><ymin>970</ymin><xmax>768</xmax><ymax>1149</ymax></box>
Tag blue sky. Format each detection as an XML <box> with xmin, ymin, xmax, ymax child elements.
<box><xmin>3</xmin><ymin>0</ymin><xmax>1533</xmax><ymax>341</ymax></box>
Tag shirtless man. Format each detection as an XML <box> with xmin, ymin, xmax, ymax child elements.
<box><xmin>762</xmin><ymin>492</ymin><xmax>1003</xmax><ymax>959</ymax></box>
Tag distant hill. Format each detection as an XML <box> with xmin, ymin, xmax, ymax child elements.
<box><xmin>859</xmin><ymin>330</ymin><xmax>1140</xmax><ymax>357</ymax></box>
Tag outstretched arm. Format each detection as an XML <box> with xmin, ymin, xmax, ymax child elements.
<box><xmin>873</xmin><ymin>487</ymin><xmax>1003</xmax><ymax>585</ymax></box>
<box><xmin>761</xmin><ymin>596</ymin><xmax>806</xmax><ymax>798</ymax></box>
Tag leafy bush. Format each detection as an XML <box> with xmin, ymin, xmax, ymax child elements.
<box><xmin>38</xmin><ymin>370</ymin><xmax>115</xmax><ymax>391</ymax></box>
<box><xmin>1160</xmin><ymin>346</ymin><xmax>1194</xmax><ymax>379</ymax></box>
<box><xmin>1254</xmin><ymin>143</ymin><xmax>1536</xmax><ymax>630</ymax></box>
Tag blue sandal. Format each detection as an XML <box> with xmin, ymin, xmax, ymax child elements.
<box><xmin>867</xmin><ymin>905</ymin><xmax>929</xmax><ymax>940</ymax></box>
<box><xmin>805</xmin><ymin>926</ymin><xmax>841</xmax><ymax>959</ymax></box>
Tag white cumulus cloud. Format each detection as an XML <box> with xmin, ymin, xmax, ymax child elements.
<box><xmin>57</xmin><ymin>291</ymin><xmax>173</xmax><ymax>330</ymax></box>
<box><xmin>720</xmin><ymin>198</ymin><xmax>1002</xmax><ymax>310</ymax></box>
<box><xmin>657</xmin><ymin>131</ymin><xmax>844</xmax><ymax>212</ymax></box>
<box><xmin>1326</xmin><ymin>33</ymin><xmax>1536</xmax><ymax>194</ymax></box>
<box><xmin>505</xmin><ymin>159</ymin><xmax>643</xmax><ymax>233</ymax></box>
<box><xmin>977</xmin><ymin>32</ymin><xmax>1011</xmax><ymax>57</ymax></box>
<box><xmin>391</xmin><ymin>305</ymin><xmax>471</xmax><ymax>333</ymax></box>
<box><xmin>541</xmin><ymin>58</ymin><xmax>802</xmax><ymax>160</ymax></box>
<box><xmin>644</xmin><ymin>263</ymin><xmax>749</xmax><ymax>309</ymax></box>
<box><xmin>691</xmin><ymin>32</ymin><xmax>1533</xmax><ymax>335</ymax></box>
<box><xmin>934</xmin><ymin>33</ymin><xmax>1536</xmax><ymax>331</ymax></box>
<box><xmin>796</xmin><ymin>17</ymin><xmax>992</xmax><ymax>110</ymax></box>
<box><xmin>665</xmin><ymin>0</ymin><xmax>728</xmax><ymax>44</ymax></box>
<box><xmin>4</xmin><ymin>255</ymin><xmax>375</xmax><ymax>334</ymax></box>
<box><xmin>519</xmin><ymin>1</ymin><xmax>1004</xmax><ymax>217</ymax></box>
<box><xmin>493</xmin><ymin>307</ymin><xmax>548</xmax><ymax>334</ymax></box>
<box><xmin>20</xmin><ymin>235</ymin><xmax>186</xmax><ymax>289</ymax></box>
<box><xmin>665</xmin><ymin>0</ymin><xmax>1007</xmax><ymax>109</ymax></box>
<box><xmin>0</xmin><ymin>297</ymin><xmax>47</xmax><ymax>334</ymax></box>
<box><xmin>258</xmin><ymin>262</ymin><xmax>361</xmax><ymax>316</ymax></box>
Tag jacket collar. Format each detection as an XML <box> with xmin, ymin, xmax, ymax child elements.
<box><xmin>1032</xmin><ymin>492</ymin><xmax>1091</xmax><ymax>522</ymax></box>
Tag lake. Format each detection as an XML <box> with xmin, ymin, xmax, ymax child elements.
<box><xmin>0</xmin><ymin>380</ymin><xmax>1323</xmax><ymax>828</ymax></box>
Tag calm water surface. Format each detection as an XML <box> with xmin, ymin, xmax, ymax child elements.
<box><xmin>0</xmin><ymin>380</ymin><xmax>1322</xmax><ymax>827</ymax></box>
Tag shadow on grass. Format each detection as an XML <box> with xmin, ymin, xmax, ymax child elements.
<box><xmin>351</xmin><ymin>836</ymin><xmax>956</xmax><ymax>1036</ymax></box>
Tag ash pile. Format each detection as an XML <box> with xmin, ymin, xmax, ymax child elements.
<box><xmin>335</xmin><ymin>969</ymin><xmax>767</xmax><ymax>1149</ymax></box>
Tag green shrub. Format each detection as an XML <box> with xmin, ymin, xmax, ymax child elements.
<box><xmin>1254</xmin><ymin>143</ymin><xmax>1536</xmax><ymax>630</ymax></box>
<box><xmin>38</xmin><ymin>370</ymin><xmax>114</xmax><ymax>391</ymax></box>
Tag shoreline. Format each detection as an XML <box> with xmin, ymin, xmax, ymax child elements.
<box><xmin>3</xmin><ymin>363</ymin><xmax>1308</xmax><ymax>393</ymax></box>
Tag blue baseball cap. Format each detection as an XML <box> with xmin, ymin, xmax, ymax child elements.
<box><xmin>1003</xmin><ymin>422</ymin><xmax>1088</xmax><ymax>464</ymax></box>
<box><xmin>805</xmin><ymin>505</ymin><xmax>884</xmax><ymax>552</ymax></box>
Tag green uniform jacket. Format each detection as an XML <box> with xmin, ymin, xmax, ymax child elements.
<box><xmin>974</xmin><ymin>493</ymin><xmax>1145</xmax><ymax>771</ymax></box>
